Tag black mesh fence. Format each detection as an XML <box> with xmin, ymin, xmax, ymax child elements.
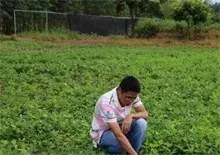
<box><xmin>68</xmin><ymin>14</ymin><xmax>136</xmax><ymax>36</ymax></box>
<box><xmin>48</xmin><ymin>13</ymin><xmax>69</xmax><ymax>30</ymax></box>
<box><xmin>14</xmin><ymin>11</ymin><xmax>69</xmax><ymax>33</ymax></box>
<box><xmin>0</xmin><ymin>11</ymin><xmax>136</xmax><ymax>36</ymax></box>
<box><xmin>16</xmin><ymin>12</ymin><xmax>46</xmax><ymax>32</ymax></box>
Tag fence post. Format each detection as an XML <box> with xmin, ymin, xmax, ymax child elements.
<box><xmin>45</xmin><ymin>11</ymin><xmax>48</xmax><ymax>32</ymax></box>
<box><xmin>14</xmin><ymin>10</ymin><xmax>17</xmax><ymax>35</ymax></box>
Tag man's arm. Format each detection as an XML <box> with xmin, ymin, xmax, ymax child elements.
<box><xmin>107</xmin><ymin>122</ymin><xmax>137</xmax><ymax>155</ymax></box>
<box><xmin>121</xmin><ymin>104</ymin><xmax>149</xmax><ymax>134</ymax></box>
<box><xmin>131</xmin><ymin>104</ymin><xmax>149</xmax><ymax>119</ymax></box>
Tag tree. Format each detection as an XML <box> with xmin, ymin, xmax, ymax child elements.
<box><xmin>0</xmin><ymin>0</ymin><xmax>25</xmax><ymax>34</ymax></box>
<box><xmin>142</xmin><ymin>0</ymin><xmax>163</xmax><ymax>18</ymax></box>
<box><xmin>116</xmin><ymin>0</ymin><xmax>149</xmax><ymax>36</ymax></box>
<box><xmin>160</xmin><ymin>0</ymin><xmax>178</xmax><ymax>19</ymax></box>
<box><xmin>173</xmin><ymin>0</ymin><xmax>213</xmax><ymax>28</ymax></box>
<box><xmin>211</xmin><ymin>2</ymin><xmax>220</xmax><ymax>22</ymax></box>
<box><xmin>25</xmin><ymin>0</ymin><xmax>51</xmax><ymax>10</ymax></box>
<box><xmin>82</xmin><ymin>0</ymin><xmax>116</xmax><ymax>16</ymax></box>
<box><xmin>0</xmin><ymin>0</ymin><xmax>52</xmax><ymax>34</ymax></box>
<box><xmin>116</xmin><ymin>0</ymin><xmax>127</xmax><ymax>16</ymax></box>
<box><xmin>116</xmin><ymin>0</ymin><xmax>149</xmax><ymax>19</ymax></box>
<box><xmin>49</xmin><ymin>0</ymin><xmax>83</xmax><ymax>14</ymax></box>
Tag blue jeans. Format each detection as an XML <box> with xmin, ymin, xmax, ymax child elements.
<box><xmin>99</xmin><ymin>118</ymin><xmax>147</xmax><ymax>153</ymax></box>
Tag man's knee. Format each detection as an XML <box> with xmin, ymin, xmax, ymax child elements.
<box><xmin>135</xmin><ymin>118</ymin><xmax>147</xmax><ymax>131</ymax></box>
<box><xmin>100</xmin><ymin>131</ymin><xmax>122</xmax><ymax>153</ymax></box>
<box><xmin>107</xmin><ymin>143</ymin><xmax>122</xmax><ymax>153</ymax></box>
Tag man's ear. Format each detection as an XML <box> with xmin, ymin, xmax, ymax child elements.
<box><xmin>117</xmin><ymin>87</ymin><xmax>122</xmax><ymax>96</ymax></box>
<box><xmin>118</xmin><ymin>87</ymin><xmax>122</xmax><ymax>94</ymax></box>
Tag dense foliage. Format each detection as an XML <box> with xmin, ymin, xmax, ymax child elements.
<box><xmin>211</xmin><ymin>2</ymin><xmax>220</xmax><ymax>22</ymax></box>
<box><xmin>173</xmin><ymin>0</ymin><xmax>212</xmax><ymax>28</ymax></box>
<box><xmin>134</xmin><ymin>18</ymin><xmax>188</xmax><ymax>37</ymax></box>
<box><xmin>0</xmin><ymin>0</ymin><xmax>220</xmax><ymax>34</ymax></box>
<box><xmin>0</xmin><ymin>40</ymin><xmax>220</xmax><ymax>154</ymax></box>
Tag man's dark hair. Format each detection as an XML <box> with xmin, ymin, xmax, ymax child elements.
<box><xmin>119</xmin><ymin>76</ymin><xmax>141</xmax><ymax>93</ymax></box>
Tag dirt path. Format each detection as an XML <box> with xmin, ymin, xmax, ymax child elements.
<box><xmin>4</xmin><ymin>34</ymin><xmax>220</xmax><ymax>48</ymax></box>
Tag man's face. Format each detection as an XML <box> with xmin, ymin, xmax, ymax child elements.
<box><xmin>118</xmin><ymin>89</ymin><xmax>138</xmax><ymax>106</ymax></box>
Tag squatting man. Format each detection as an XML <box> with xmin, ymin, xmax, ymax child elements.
<box><xmin>90</xmin><ymin>76</ymin><xmax>149</xmax><ymax>155</ymax></box>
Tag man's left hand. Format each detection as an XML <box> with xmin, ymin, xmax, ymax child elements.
<box><xmin>121</xmin><ymin>114</ymin><xmax>133</xmax><ymax>134</ymax></box>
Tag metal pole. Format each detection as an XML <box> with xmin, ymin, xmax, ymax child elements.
<box><xmin>14</xmin><ymin>10</ymin><xmax>17</xmax><ymax>35</ymax></box>
<box><xmin>45</xmin><ymin>11</ymin><xmax>48</xmax><ymax>32</ymax></box>
<box><xmin>14</xmin><ymin>9</ymin><xmax>67</xmax><ymax>15</ymax></box>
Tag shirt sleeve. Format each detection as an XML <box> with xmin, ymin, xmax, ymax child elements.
<box><xmin>132</xmin><ymin>96</ymin><xmax>143</xmax><ymax>108</ymax></box>
<box><xmin>99</xmin><ymin>102</ymin><xmax>117</xmax><ymax>123</ymax></box>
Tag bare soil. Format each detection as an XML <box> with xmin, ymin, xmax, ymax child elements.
<box><xmin>4</xmin><ymin>31</ymin><xmax>220</xmax><ymax>48</ymax></box>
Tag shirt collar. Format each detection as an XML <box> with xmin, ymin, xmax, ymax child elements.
<box><xmin>112</xmin><ymin>87</ymin><xmax>124</xmax><ymax>110</ymax></box>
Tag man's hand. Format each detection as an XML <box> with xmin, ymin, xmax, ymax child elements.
<box><xmin>107</xmin><ymin>122</ymin><xmax>137</xmax><ymax>155</ymax></box>
<box><xmin>121</xmin><ymin>114</ymin><xmax>133</xmax><ymax>134</ymax></box>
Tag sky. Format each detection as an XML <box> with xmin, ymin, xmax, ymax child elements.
<box><xmin>211</xmin><ymin>0</ymin><xmax>220</xmax><ymax>3</ymax></box>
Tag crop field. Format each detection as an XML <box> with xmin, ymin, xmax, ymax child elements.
<box><xmin>0</xmin><ymin>40</ymin><xmax>220</xmax><ymax>155</ymax></box>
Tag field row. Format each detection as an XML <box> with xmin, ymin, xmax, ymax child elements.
<box><xmin>0</xmin><ymin>40</ymin><xmax>220</xmax><ymax>154</ymax></box>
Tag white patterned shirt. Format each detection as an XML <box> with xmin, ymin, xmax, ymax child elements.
<box><xmin>90</xmin><ymin>87</ymin><xmax>142</xmax><ymax>146</ymax></box>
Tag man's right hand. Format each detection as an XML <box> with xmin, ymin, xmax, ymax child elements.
<box><xmin>107</xmin><ymin>122</ymin><xmax>137</xmax><ymax>155</ymax></box>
